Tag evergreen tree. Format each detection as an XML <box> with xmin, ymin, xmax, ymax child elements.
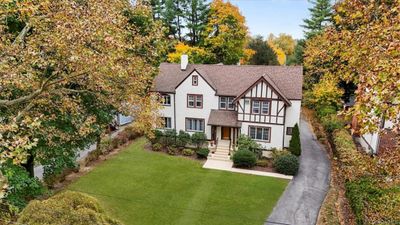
<box><xmin>289</xmin><ymin>124</ymin><xmax>301</xmax><ymax>156</ymax></box>
<box><xmin>302</xmin><ymin>0</ymin><xmax>332</xmax><ymax>39</ymax></box>
<box><xmin>183</xmin><ymin>0</ymin><xmax>209</xmax><ymax>45</ymax></box>
<box><xmin>150</xmin><ymin>0</ymin><xmax>165</xmax><ymax>19</ymax></box>
<box><xmin>247</xmin><ymin>36</ymin><xmax>279</xmax><ymax>65</ymax></box>
<box><xmin>287</xmin><ymin>39</ymin><xmax>305</xmax><ymax>65</ymax></box>
<box><xmin>162</xmin><ymin>0</ymin><xmax>185</xmax><ymax>41</ymax></box>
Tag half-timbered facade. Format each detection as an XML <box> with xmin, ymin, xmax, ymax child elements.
<box><xmin>153</xmin><ymin>57</ymin><xmax>303</xmax><ymax>155</ymax></box>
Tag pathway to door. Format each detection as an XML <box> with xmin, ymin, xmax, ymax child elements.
<box><xmin>265</xmin><ymin>117</ymin><xmax>331</xmax><ymax>225</ymax></box>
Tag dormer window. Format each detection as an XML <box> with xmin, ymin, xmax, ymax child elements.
<box><xmin>192</xmin><ymin>75</ymin><xmax>198</xmax><ymax>86</ymax></box>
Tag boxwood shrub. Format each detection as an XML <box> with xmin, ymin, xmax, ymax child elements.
<box><xmin>273</xmin><ymin>154</ymin><xmax>299</xmax><ymax>175</ymax></box>
<box><xmin>196</xmin><ymin>148</ymin><xmax>209</xmax><ymax>159</ymax></box>
<box><xmin>182</xmin><ymin>149</ymin><xmax>194</xmax><ymax>156</ymax></box>
<box><xmin>233</xmin><ymin>150</ymin><xmax>257</xmax><ymax>168</ymax></box>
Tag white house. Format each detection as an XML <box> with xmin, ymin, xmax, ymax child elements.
<box><xmin>153</xmin><ymin>56</ymin><xmax>303</xmax><ymax>159</ymax></box>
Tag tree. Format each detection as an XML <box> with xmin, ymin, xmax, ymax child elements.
<box><xmin>150</xmin><ymin>0</ymin><xmax>165</xmax><ymax>19</ymax></box>
<box><xmin>268</xmin><ymin>41</ymin><xmax>286</xmax><ymax>65</ymax></box>
<box><xmin>268</xmin><ymin>33</ymin><xmax>296</xmax><ymax>56</ymax></box>
<box><xmin>304</xmin><ymin>0</ymin><xmax>400</xmax><ymax>134</ymax></box>
<box><xmin>183</xmin><ymin>0</ymin><xmax>209</xmax><ymax>45</ymax></box>
<box><xmin>167</xmin><ymin>42</ymin><xmax>215</xmax><ymax>63</ymax></box>
<box><xmin>202</xmin><ymin>0</ymin><xmax>249</xmax><ymax>65</ymax></box>
<box><xmin>287</xmin><ymin>39</ymin><xmax>305</xmax><ymax>65</ymax></box>
<box><xmin>289</xmin><ymin>124</ymin><xmax>301</xmax><ymax>156</ymax></box>
<box><xmin>162</xmin><ymin>0</ymin><xmax>185</xmax><ymax>41</ymax></box>
<box><xmin>302</xmin><ymin>0</ymin><xmax>332</xmax><ymax>39</ymax></box>
<box><xmin>0</xmin><ymin>0</ymin><xmax>164</xmax><ymax>175</ymax></box>
<box><xmin>247</xmin><ymin>36</ymin><xmax>278</xmax><ymax>65</ymax></box>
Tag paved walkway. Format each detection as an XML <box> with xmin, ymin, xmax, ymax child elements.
<box><xmin>266</xmin><ymin>118</ymin><xmax>331</xmax><ymax>225</ymax></box>
<box><xmin>203</xmin><ymin>159</ymin><xmax>293</xmax><ymax>180</ymax></box>
<box><xmin>34</xmin><ymin>128</ymin><xmax>124</xmax><ymax>179</ymax></box>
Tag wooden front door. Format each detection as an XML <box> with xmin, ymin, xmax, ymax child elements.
<box><xmin>222</xmin><ymin>127</ymin><xmax>230</xmax><ymax>140</ymax></box>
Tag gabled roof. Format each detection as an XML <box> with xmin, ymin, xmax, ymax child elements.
<box><xmin>153</xmin><ymin>63</ymin><xmax>303</xmax><ymax>100</ymax></box>
<box><xmin>207</xmin><ymin>110</ymin><xmax>241</xmax><ymax>127</ymax></box>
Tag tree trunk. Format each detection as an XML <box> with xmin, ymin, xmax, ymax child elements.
<box><xmin>22</xmin><ymin>154</ymin><xmax>35</xmax><ymax>178</ymax></box>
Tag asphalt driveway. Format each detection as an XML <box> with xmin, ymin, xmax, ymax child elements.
<box><xmin>265</xmin><ymin>118</ymin><xmax>331</xmax><ymax>225</ymax></box>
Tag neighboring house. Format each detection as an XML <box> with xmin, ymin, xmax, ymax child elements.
<box><xmin>153</xmin><ymin>56</ymin><xmax>303</xmax><ymax>159</ymax></box>
<box><xmin>353</xmin><ymin>117</ymin><xmax>397</xmax><ymax>155</ymax></box>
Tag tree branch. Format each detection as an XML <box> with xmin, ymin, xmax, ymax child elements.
<box><xmin>12</xmin><ymin>23</ymin><xmax>31</xmax><ymax>46</ymax></box>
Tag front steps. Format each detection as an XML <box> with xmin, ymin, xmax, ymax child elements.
<box><xmin>209</xmin><ymin>140</ymin><xmax>231</xmax><ymax>161</ymax></box>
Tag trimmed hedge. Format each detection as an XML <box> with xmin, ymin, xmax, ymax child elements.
<box><xmin>182</xmin><ymin>149</ymin><xmax>194</xmax><ymax>156</ymax></box>
<box><xmin>289</xmin><ymin>123</ymin><xmax>301</xmax><ymax>156</ymax></box>
<box><xmin>17</xmin><ymin>191</ymin><xmax>121</xmax><ymax>225</ymax></box>
<box><xmin>196</xmin><ymin>148</ymin><xmax>209</xmax><ymax>159</ymax></box>
<box><xmin>273</xmin><ymin>153</ymin><xmax>299</xmax><ymax>175</ymax></box>
<box><xmin>232</xmin><ymin>150</ymin><xmax>257</xmax><ymax>168</ymax></box>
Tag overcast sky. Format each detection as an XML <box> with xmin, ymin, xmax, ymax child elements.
<box><xmin>228</xmin><ymin>0</ymin><xmax>312</xmax><ymax>39</ymax></box>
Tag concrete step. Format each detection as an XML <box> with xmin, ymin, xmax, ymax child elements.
<box><xmin>215</xmin><ymin>150</ymin><xmax>229</xmax><ymax>155</ymax></box>
<box><xmin>217</xmin><ymin>146</ymin><xmax>230</xmax><ymax>150</ymax></box>
<box><xmin>210</xmin><ymin>155</ymin><xmax>231</xmax><ymax>161</ymax></box>
<box><xmin>213</xmin><ymin>152</ymin><xmax>229</xmax><ymax>157</ymax></box>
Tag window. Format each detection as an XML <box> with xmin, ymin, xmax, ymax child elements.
<box><xmin>249</xmin><ymin>126</ymin><xmax>270</xmax><ymax>142</ymax></box>
<box><xmin>252</xmin><ymin>100</ymin><xmax>270</xmax><ymax>114</ymax></box>
<box><xmin>163</xmin><ymin>117</ymin><xmax>172</xmax><ymax>129</ymax></box>
<box><xmin>161</xmin><ymin>94</ymin><xmax>171</xmax><ymax>106</ymax></box>
<box><xmin>220</xmin><ymin>97</ymin><xmax>235</xmax><ymax>110</ymax></box>
<box><xmin>192</xmin><ymin>75</ymin><xmax>198</xmax><ymax>86</ymax></box>
<box><xmin>286</xmin><ymin>127</ymin><xmax>293</xmax><ymax>135</ymax></box>
<box><xmin>252</xmin><ymin>101</ymin><xmax>260</xmax><ymax>114</ymax></box>
<box><xmin>185</xmin><ymin>118</ymin><xmax>204</xmax><ymax>132</ymax></box>
<box><xmin>261</xmin><ymin>101</ymin><xmax>270</xmax><ymax>115</ymax></box>
<box><xmin>187</xmin><ymin>94</ymin><xmax>202</xmax><ymax>108</ymax></box>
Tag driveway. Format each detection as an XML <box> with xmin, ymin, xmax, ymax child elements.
<box><xmin>265</xmin><ymin>118</ymin><xmax>331</xmax><ymax>225</ymax></box>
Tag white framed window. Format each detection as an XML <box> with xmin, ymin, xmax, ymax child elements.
<box><xmin>220</xmin><ymin>97</ymin><xmax>227</xmax><ymax>109</ymax></box>
<box><xmin>192</xmin><ymin>75</ymin><xmax>198</xmax><ymax>86</ymax></box>
<box><xmin>261</xmin><ymin>101</ymin><xmax>270</xmax><ymax>115</ymax></box>
<box><xmin>286</xmin><ymin>127</ymin><xmax>293</xmax><ymax>135</ymax></box>
<box><xmin>163</xmin><ymin>117</ymin><xmax>172</xmax><ymax>129</ymax></box>
<box><xmin>161</xmin><ymin>94</ymin><xmax>171</xmax><ymax>106</ymax></box>
<box><xmin>220</xmin><ymin>97</ymin><xmax>235</xmax><ymax>110</ymax></box>
<box><xmin>187</xmin><ymin>94</ymin><xmax>202</xmax><ymax>108</ymax></box>
<box><xmin>249</xmin><ymin>126</ymin><xmax>270</xmax><ymax>142</ymax></box>
<box><xmin>185</xmin><ymin>118</ymin><xmax>204</xmax><ymax>132</ymax></box>
<box><xmin>252</xmin><ymin>100</ymin><xmax>260</xmax><ymax>114</ymax></box>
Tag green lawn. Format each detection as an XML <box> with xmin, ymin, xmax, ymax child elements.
<box><xmin>68</xmin><ymin>138</ymin><xmax>288</xmax><ymax>225</ymax></box>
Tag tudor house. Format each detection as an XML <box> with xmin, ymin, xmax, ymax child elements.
<box><xmin>153</xmin><ymin>56</ymin><xmax>303</xmax><ymax>159</ymax></box>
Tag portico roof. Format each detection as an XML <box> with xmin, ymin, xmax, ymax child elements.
<box><xmin>207</xmin><ymin>110</ymin><xmax>242</xmax><ymax>128</ymax></box>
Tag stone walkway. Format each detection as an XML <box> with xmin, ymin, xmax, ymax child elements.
<box><xmin>265</xmin><ymin>118</ymin><xmax>331</xmax><ymax>225</ymax></box>
<box><xmin>203</xmin><ymin>159</ymin><xmax>293</xmax><ymax>180</ymax></box>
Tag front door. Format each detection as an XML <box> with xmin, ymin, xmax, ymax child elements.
<box><xmin>222</xmin><ymin>127</ymin><xmax>230</xmax><ymax>140</ymax></box>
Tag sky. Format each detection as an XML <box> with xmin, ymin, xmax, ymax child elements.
<box><xmin>228</xmin><ymin>0</ymin><xmax>312</xmax><ymax>39</ymax></box>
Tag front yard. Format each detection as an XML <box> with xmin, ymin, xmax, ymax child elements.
<box><xmin>68</xmin><ymin>138</ymin><xmax>288</xmax><ymax>225</ymax></box>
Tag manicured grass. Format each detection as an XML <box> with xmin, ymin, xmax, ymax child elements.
<box><xmin>68</xmin><ymin>138</ymin><xmax>288</xmax><ymax>225</ymax></box>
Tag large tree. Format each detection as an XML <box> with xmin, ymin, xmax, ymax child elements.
<box><xmin>183</xmin><ymin>0</ymin><xmax>209</xmax><ymax>46</ymax></box>
<box><xmin>0</xmin><ymin>0</ymin><xmax>164</xmax><ymax>175</ymax></box>
<box><xmin>287</xmin><ymin>39</ymin><xmax>305</xmax><ymax>66</ymax></box>
<box><xmin>202</xmin><ymin>0</ymin><xmax>249</xmax><ymax>65</ymax></box>
<box><xmin>162</xmin><ymin>0</ymin><xmax>185</xmax><ymax>41</ymax></box>
<box><xmin>304</xmin><ymin>0</ymin><xmax>400</xmax><ymax>134</ymax></box>
<box><xmin>302</xmin><ymin>0</ymin><xmax>332</xmax><ymax>39</ymax></box>
<box><xmin>247</xmin><ymin>36</ymin><xmax>278</xmax><ymax>65</ymax></box>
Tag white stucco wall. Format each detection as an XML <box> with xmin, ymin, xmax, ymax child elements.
<box><xmin>284</xmin><ymin>100</ymin><xmax>301</xmax><ymax>147</ymax></box>
<box><xmin>240</xmin><ymin>122</ymin><xmax>285</xmax><ymax>150</ymax></box>
<box><xmin>159</xmin><ymin>93</ymin><xmax>176</xmax><ymax>129</ymax></box>
<box><xmin>360</xmin><ymin>119</ymin><xmax>395</xmax><ymax>154</ymax></box>
<box><xmin>175</xmin><ymin>71</ymin><xmax>218</xmax><ymax>139</ymax></box>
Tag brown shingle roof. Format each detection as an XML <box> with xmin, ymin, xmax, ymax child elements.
<box><xmin>207</xmin><ymin>110</ymin><xmax>241</xmax><ymax>127</ymax></box>
<box><xmin>153</xmin><ymin>63</ymin><xmax>303</xmax><ymax>100</ymax></box>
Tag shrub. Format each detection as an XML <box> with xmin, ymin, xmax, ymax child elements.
<box><xmin>273</xmin><ymin>154</ymin><xmax>299</xmax><ymax>175</ymax></box>
<box><xmin>289</xmin><ymin>123</ymin><xmax>301</xmax><ymax>156</ymax></box>
<box><xmin>164</xmin><ymin>129</ymin><xmax>177</xmax><ymax>146</ymax></box>
<box><xmin>124</xmin><ymin>126</ymin><xmax>140</xmax><ymax>140</ymax></box>
<box><xmin>321</xmin><ymin>114</ymin><xmax>344</xmax><ymax>133</ymax></box>
<box><xmin>1</xmin><ymin>163</ymin><xmax>45</xmax><ymax>210</ymax></box>
<box><xmin>167</xmin><ymin>146</ymin><xmax>178</xmax><ymax>155</ymax></box>
<box><xmin>256</xmin><ymin>159</ymin><xmax>270</xmax><ymax>167</ymax></box>
<box><xmin>111</xmin><ymin>137</ymin><xmax>121</xmax><ymax>149</ymax></box>
<box><xmin>237</xmin><ymin>135</ymin><xmax>262</xmax><ymax>159</ymax></box>
<box><xmin>196</xmin><ymin>148</ymin><xmax>209</xmax><ymax>159</ymax></box>
<box><xmin>100</xmin><ymin>137</ymin><xmax>113</xmax><ymax>153</ymax></box>
<box><xmin>176</xmin><ymin>130</ymin><xmax>191</xmax><ymax>148</ymax></box>
<box><xmin>152</xmin><ymin>143</ymin><xmax>162</xmax><ymax>152</ymax></box>
<box><xmin>17</xmin><ymin>191</ymin><xmax>121</xmax><ymax>225</ymax></box>
<box><xmin>116</xmin><ymin>132</ymin><xmax>129</xmax><ymax>145</ymax></box>
<box><xmin>316</xmin><ymin>105</ymin><xmax>337</xmax><ymax>119</ymax></box>
<box><xmin>149</xmin><ymin>129</ymin><xmax>164</xmax><ymax>144</ymax></box>
<box><xmin>182</xmin><ymin>149</ymin><xmax>194</xmax><ymax>156</ymax></box>
<box><xmin>191</xmin><ymin>132</ymin><xmax>207</xmax><ymax>149</ymax></box>
<box><xmin>271</xmin><ymin>149</ymin><xmax>291</xmax><ymax>161</ymax></box>
<box><xmin>232</xmin><ymin>150</ymin><xmax>257</xmax><ymax>168</ymax></box>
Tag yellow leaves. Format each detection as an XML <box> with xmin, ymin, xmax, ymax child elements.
<box><xmin>240</xmin><ymin>48</ymin><xmax>256</xmax><ymax>65</ymax></box>
<box><xmin>268</xmin><ymin>41</ymin><xmax>286</xmax><ymax>65</ymax></box>
<box><xmin>167</xmin><ymin>42</ymin><xmax>214</xmax><ymax>64</ymax></box>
